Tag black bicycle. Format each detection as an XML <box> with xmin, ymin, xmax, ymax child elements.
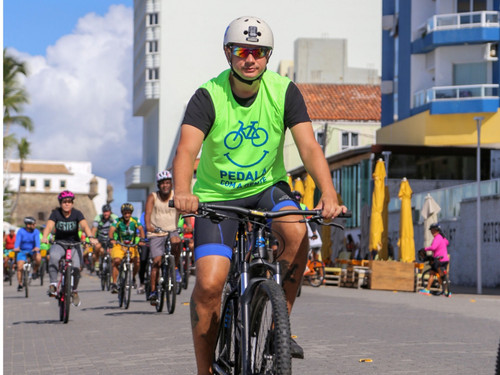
<box><xmin>115</xmin><ymin>241</ymin><xmax>135</xmax><ymax>309</ymax></box>
<box><xmin>151</xmin><ymin>228</ymin><xmax>177</xmax><ymax>314</ymax></box>
<box><xmin>99</xmin><ymin>241</ymin><xmax>112</xmax><ymax>291</ymax></box>
<box><xmin>179</xmin><ymin>231</ymin><xmax>193</xmax><ymax>290</ymax></box>
<box><xmin>39</xmin><ymin>248</ymin><xmax>49</xmax><ymax>286</ymax></box>
<box><xmin>185</xmin><ymin>203</ymin><xmax>350</xmax><ymax>375</ymax></box>
<box><xmin>418</xmin><ymin>249</ymin><xmax>451</xmax><ymax>297</ymax></box>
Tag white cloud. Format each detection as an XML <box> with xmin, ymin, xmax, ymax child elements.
<box><xmin>9</xmin><ymin>5</ymin><xmax>141</xmax><ymax>202</ymax></box>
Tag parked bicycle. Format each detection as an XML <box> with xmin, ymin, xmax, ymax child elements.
<box><xmin>418</xmin><ymin>248</ymin><xmax>451</xmax><ymax>297</ymax></box>
<box><xmin>184</xmin><ymin>203</ymin><xmax>350</xmax><ymax>375</ymax></box>
<box><xmin>151</xmin><ymin>227</ymin><xmax>177</xmax><ymax>313</ymax></box>
<box><xmin>115</xmin><ymin>241</ymin><xmax>136</xmax><ymax>309</ymax></box>
<box><xmin>52</xmin><ymin>240</ymin><xmax>82</xmax><ymax>324</ymax></box>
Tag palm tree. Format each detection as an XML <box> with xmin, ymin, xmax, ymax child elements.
<box><xmin>10</xmin><ymin>138</ymin><xmax>31</xmax><ymax>218</ymax></box>
<box><xmin>3</xmin><ymin>49</ymin><xmax>33</xmax><ymax>155</ymax></box>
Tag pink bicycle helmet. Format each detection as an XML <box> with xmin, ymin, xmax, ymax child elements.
<box><xmin>156</xmin><ymin>170</ymin><xmax>172</xmax><ymax>182</ymax></box>
<box><xmin>58</xmin><ymin>190</ymin><xmax>75</xmax><ymax>202</ymax></box>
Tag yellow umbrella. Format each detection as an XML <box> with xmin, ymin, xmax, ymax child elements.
<box><xmin>303</xmin><ymin>174</ymin><xmax>316</xmax><ymax>209</ymax></box>
<box><xmin>379</xmin><ymin>185</ymin><xmax>390</xmax><ymax>260</ymax></box>
<box><xmin>293</xmin><ymin>178</ymin><xmax>305</xmax><ymax>203</ymax></box>
<box><xmin>369</xmin><ymin>159</ymin><xmax>386</xmax><ymax>258</ymax></box>
<box><xmin>287</xmin><ymin>173</ymin><xmax>293</xmax><ymax>191</ymax></box>
<box><xmin>397</xmin><ymin>178</ymin><xmax>415</xmax><ymax>263</ymax></box>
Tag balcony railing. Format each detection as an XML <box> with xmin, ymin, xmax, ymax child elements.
<box><xmin>413</xmin><ymin>84</ymin><xmax>499</xmax><ymax>108</ymax></box>
<box><xmin>416</xmin><ymin>10</ymin><xmax>499</xmax><ymax>38</ymax></box>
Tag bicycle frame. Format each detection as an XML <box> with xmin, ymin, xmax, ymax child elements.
<box><xmin>57</xmin><ymin>246</ymin><xmax>74</xmax><ymax>296</ymax></box>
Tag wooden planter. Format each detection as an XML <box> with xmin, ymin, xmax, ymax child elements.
<box><xmin>368</xmin><ymin>260</ymin><xmax>415</xmax><ymax>292</ymax></box>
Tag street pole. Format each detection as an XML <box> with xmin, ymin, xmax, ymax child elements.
<box><xmin>474</xmin><ymin>116</ymin><xmax>483</xmax><ymax>295</ymax></box>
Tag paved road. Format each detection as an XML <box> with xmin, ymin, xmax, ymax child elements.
<box><xmin>4</xmin><ymin>272</ymin><xmax>500</xmax><ymax>374</ymax></box>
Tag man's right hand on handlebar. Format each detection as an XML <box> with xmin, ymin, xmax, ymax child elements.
<box><xmin>173</xmin><ymin>192</ymin><xmax>199</xmax><ymax>214</ymax></box>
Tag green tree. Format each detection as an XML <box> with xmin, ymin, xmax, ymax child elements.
<box><xmin>3</xmin><ymin>49</ymin><xmax>33</xmax><ymax>155</ymax></box>
<box><xmin>10</xmin><ymin>138</ymin><xmax>31</xmax><ymax>218</ymax></box>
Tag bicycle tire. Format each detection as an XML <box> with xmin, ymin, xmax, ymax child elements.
<box><xmin>307</xmin><ymin>260</ymin><xmax>325</xmax><ymax>288</ymax></box>
<box><xmin>63</xmin><ymin>266</ymin><xmax>72</xmax><ymax>323</ymax></box>
<box><xmin>144</xmin><ymin>260</ymin><xmax>152</xmax><ymax>301</ymax></box>
<box><xmin>156</xmin><ymin>264</ymin><xmax>166</xmax><ymax>312</ymax></box>
<box><xmin>24</xmin><ymin>266</ymin><xmax>29</xmax><ymax>298</ymax></box>
<box><xmin>214</xmin><ymin>283</ymin><xmax>239</xmax><ymax>375</ymax></box>
<box><xmin>175</xmin><ymin>261</ymin><xmax>182</xmax><ymax>295</ymax></box>
<box><xmin>182</xmin><ymin>252</ymin><xmax>190</xmax><ymax>289</ymax></box>
<box><xmin>8</xmin><ymin>261</ymin><xmax>13</xmax><ymax>286</ymax></box>
<box><xmin>124</xmin><ymin>263</ymin><xmax>132</xmax><ymax>309</ymax></box>
<box><xmin>39</xmin><ymin>258</ymin><xmax>45</xmax><ymax>286</ymax></box>
<box><xmin>118</xmin><ymin>265</ymin><xmax>126</xmax><ymax>308</ymax></box>
<box><xmin>166</xmin><ymin>255</ymin><xmax>176</xmax><ymax>314</ymax></box>
<box><xmin>248</xmin><ymin>279</ymin><xmax>291</xmax><ymax>375</ymax></box>
<box><xmin>106</xmin><ymin>257</ymin><xmax>112</xmax><ymax>291</ymax></box>
<box><xmin>442</xmin><ymin>273</ymin><xmax>451</xmax><ymax>297</ymax></box>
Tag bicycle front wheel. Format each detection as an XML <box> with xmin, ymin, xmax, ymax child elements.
<box><xmin>442</xmin><ymin>273</ymin><xmax>451</xmax><ymax>297</ymax></box>
<box><xmin>214</xmin><ymin>283</ymin><xmax>239</xmax><ymax>375</ymax></box>
<box><xmin>63</xmin><ymin>266</ymin><xmax>72</xmax><ymax>323</ymax></box>
<box><xmin>421</xmin><ymin>268</ymin><xmax>442</xmax><ymax>295</ymax></box>
<box><xmin>39</xmin><ymin>259</ymin><xmax>45</xmax><ymax>286</ymax></box>
<box><xmin>166</xmin><ymin>255</ymin><xmax>176</xmax><ymax>314</ymax></box>
<box><xmin>156</xmin><ymin>264</ymin><xmax>166</xmax><ymax>312</ymax></box>
<box><xmin>123</xmin><ymin>263</ymin><xmax>133</xmax><ymax>309</ymax></box>
<box><xmin>24</xmin><ymin>267</ymin><xmax>30</xmax><ymax>298</ymax></box>
<box><xmin>248</xmin><ymin>279</ymin><xmax>291</xmax><ymax>375</ymax></box>
<box><xmin>307</xmin><ymin>260</ymin><xmax>325</xmax><ymax>288</ymax></box>
<box><xmin>182</xmin><ymin>252</ymin><xmax>190</xmax><ymax>289</ymax></box>
<box><xmin>118</xmin><ymin>265</ymin><xmax>126</xmax><ymax>308</ymax></box>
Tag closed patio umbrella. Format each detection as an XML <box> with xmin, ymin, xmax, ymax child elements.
<box><xmin>303</xmin><ymin>174</ymin><xmax>316</xmax><ymax>209</ymax></box>
<box><xmin>293</xmin><ymin>178</ymin><xmax>305</xmax><ymax>203</ymax></box>
<box><xmin>369</xmin><ymin>159</ymin><xmax>386</xmax><ymax>258</ymax></box>
<box><xmin>397</xmin><ymin>178</ymin><xmax>415</xmax><ymax>263</ymax></box>
<box><xmin>420</xmin><ymin>193</ymin><xmax>441</xmax><ymax>247</ymax></box>
<box><xmin>287</xmin><ymin>173</ymin><xmax>293</xmax><ymax>191</ymax></box>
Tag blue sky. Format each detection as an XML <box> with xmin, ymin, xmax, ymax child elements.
<box><xmin>4</xmin><ymin>0</ymin><xmax>139</xmax><ymax>215</ymax></box>
<box><xmin>4</xmin><ymin>0</ymin><xmax>132</xmax><ymax>55</ymax></box>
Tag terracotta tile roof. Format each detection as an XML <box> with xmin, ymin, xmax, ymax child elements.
<box><xmin>6</xmin><ymin>162</ymin><xmax>70</xmax><ymax>174</ymax></box>
<box><xmin>296</xmin><ymin>84</ymin><xmax>381</xmax><ymax>122</ymax></box>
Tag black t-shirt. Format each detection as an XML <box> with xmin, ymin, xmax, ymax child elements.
<box><xmin>182</xmin><ymin>81</ymin><xmax>311</xmax><ymax>137</ymax></box>
<box><xmin>49</xmin><ymin>208</ymin><xmax>85</xmax><ymax>241</ymax></box>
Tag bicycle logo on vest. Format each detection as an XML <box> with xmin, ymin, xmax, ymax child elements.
<box><xmin>223</xmin><ymin>121</ymin><xmax>269</xmax><ymax>168</ymax></box>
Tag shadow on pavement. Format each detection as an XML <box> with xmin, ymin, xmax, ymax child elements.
<box><xmin>12</xmin><ymin>320</ymin><xmax>62</xmax><ymax>325</ymax></box>
<box><xmin>105</xmin><ymin>310</ymin><xmax>160</xmax><ymax>316</ymax></box>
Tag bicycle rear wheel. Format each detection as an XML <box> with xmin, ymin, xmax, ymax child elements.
<box><xmin>307</xmin><ymin>260</ymin><xmax>325</xmax><ymax>287</ymax></box>
<box><xmin>8</xmin><ymin>261</ymin><xmax>13</xmax><ymax>286</ymax></box>
<box><xmin>214</xmin><ymin>283</ymin><xmax>239</xmax><ymax>375</ymax></box>
<box><xmin>421</xmin><ymin>268</ymin><xmax>442</xmax><ymax>294</ymax></box>
<box><xmin>156</xmin><ymin>264</ymin><xmax>166</xmax><ymax>312</ymax></box>
<box><xmin>248</xmin><ymin>279</ymin><xmax>291</xmax><ymax>375</ymax></box>
<box><xmin>123</xmin><ymin>263</ymin><xmax>133</xmax><ymax>309</ymax></box>
<box><xmin>63</xmin><ymin>266</ymin><xmax>72</xmax><ymax>323</ymax></box>
<box><xmin>442</xmin><ymin>273</ymin><xmax>451</xmax><ymax>297</ymax></box>
<box><xmin>166</xmin><ymin>255</ymin><xmax>176</xmax><ymax>314</ymax></box>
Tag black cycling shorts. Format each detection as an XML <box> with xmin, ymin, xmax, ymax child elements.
<box><xmin>194</xmin><ymin>181</ymin><xmax>299</xmax><ymax>262</ymax></box>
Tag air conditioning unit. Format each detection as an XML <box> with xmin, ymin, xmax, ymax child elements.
<box><xmin>484</xmin><ymin>42</ymin><xmax>498</xmax><ymax>61</ymax></box>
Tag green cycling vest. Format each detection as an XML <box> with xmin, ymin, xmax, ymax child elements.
<box><xmin>194</xmin><ymin>69</ymin><xmax>291</xmax><ymax>202</ymax></box>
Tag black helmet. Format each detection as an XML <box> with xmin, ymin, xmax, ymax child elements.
<box><xmin>102</xmin><ymin>204</ymin><xmax>112</xmax><ymax>213</ymax></box>
<box><xmin>24</xmin><ymin>216</ymin><xmax>36</xmax><ymax>225</ymax></box>
<box><xmin>121</xmin><ymin>203</ymin><xmax>134</xmax><ymax>213</ymax></box>
<box><xmin>429</xmin><ymin>222</ymin><xmax>440</xmax><ymax>231</ymax></box>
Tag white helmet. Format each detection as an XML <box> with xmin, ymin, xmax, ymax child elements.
<box><xmin>223</xmin><ymin>16</ymin><xmax>274</xmax><ymax>50</ymax></box>
<box><xmin>156</xmin><ymin>170</ymin><xmax>172</xmax><ymax>182</ymax></box>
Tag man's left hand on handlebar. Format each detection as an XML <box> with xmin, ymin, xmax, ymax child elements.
<box><xmin>314</xmin><ymin>192</ymin><xmax>348</xmax><ymax>219</ymax></box>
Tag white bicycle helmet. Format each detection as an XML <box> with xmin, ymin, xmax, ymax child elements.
<box><xmin>156</xmin><ymin>170</ymin><xmax>172</xmax><ymax>182</ymax></box>
<box><xmin>223</xmin><ymin>16</ymin><xmax>274</xmax><ymax>50</ymax></box>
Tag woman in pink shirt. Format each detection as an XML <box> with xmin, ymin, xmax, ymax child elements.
<box><xmin>419</xmin><ymin>223</ymin><xmax>449</xmax><ymax>295</ymax></box>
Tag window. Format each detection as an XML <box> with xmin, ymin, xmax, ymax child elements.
<box><xmin>453</xmin><ymin>62</ymin><xmax>487</xmax><ymax>85</ymax></box>
<box><xmin>147</xmin><ymin>68</ymin><xmax>159</xmax><ymax>81</ymax></box>
<box><xmin>38</xmin><ymin>212</ymin><xmax>45</xmax><ymax>221</ymax></box>
<box><xmin>147</xmin><ymin>13</ymin><xmax>159</xmax><ymax>26</ymax></box>
<box><xmin>44</xmin><ymin>179</ymin><xmax>51</xmax><ymax>188</ymax></box>
<box><xmin>30</xmin><ymin>179</ymin><xmax>36</xmax><ymax>187</ymax></box>
<box><xmin>341</xmin><ymin>132</ymin><xmax>359</xmax><ymax>150</ymax></box>
<box><xmin>60</xmin><ymin>180</ymin><xmax>66</xmax><ymax>188</ymax></box>
<box><xmin>20</xmin><ymin>179</ymin><xmax>26</xmax><ymax>187</ymax></box>
<box><xmin>457</xmin><ymin>0</ymin><xmax>486</xmax><ymax>12</ymax></box>
<box><xmin>147</xmin><ymin>41</ymin><xmax>158</xmax><ymax>53</ymax></box>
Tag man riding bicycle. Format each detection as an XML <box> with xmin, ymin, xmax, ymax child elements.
<box><xmin>108</xmin><ymin>203</ymin><xmax>145</xmax><ymax>294</ymax></box>
<box><xmin>144</xmin><ymin>170</ymin><xmax>181</xmax><ymax>305</ymax></box>
<box><xmin>172</xmin><ymin>16</ymin><xmax>347</xmax><ymax>373</ymax></box>
<box><xmin>14</xmin><ymin>217</ymin><xmax>41</xmax><ymax>291</ymax></box>
<box><xmin>42</xmin><ymin>191</ymin><xmax>97</xmax><ymax>306</ymax></box>
<box><xmin>92</xmin><ymin>204</ymin><xmax>118</xmax><ymax>274</ymax></box>
<box><xmin>419</xmin><ymin>222</ymin><xmax>450</xmax><ymax>296</ymax></box>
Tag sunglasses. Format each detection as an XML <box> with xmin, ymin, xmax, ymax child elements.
<box><xmin>231</xmin><ymin>46</ymin><xmax>269</xmax><ymax>59</ymax></box>
<box><xmin>61</xmin><ymin>199</ymin><xmax>74</xmax><ymax>204</ymax></box>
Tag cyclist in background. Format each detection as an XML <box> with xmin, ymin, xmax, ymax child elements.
<box><xmin>108</xmin><ymin>203</ymin><xmax>145</xmax><ymax>294</ymax></box>
<box><xmin>42</xmin><ymin>190</ymin><xmax>97</xmax><ymax>306</ymax></box>
<box><xmin>3</xmin><ymin>227</ymin><xmax>16</xmax><ymax>281</ymax></box>
<box><xmin>144</xmin><ymin>171</ymin><xmax>180</xmax><ymax>305</ymax></box>
<box><xmin>419</xmin><ymin>222</ymin><xmax>450</xmax><ymax>295</ymax></box>
<box><xmin>14</xmin><ymin>217</ymin><xmax>40</xmax><ymax>291</ymax></box>
<box><xmin>172</xmin><ymin>16</ymin><xmax>346</xmax><ymax>371</ymax></box>
<box><xmin>92</xmin><ymin>204</ymin><xmax>118</xmax><ymax>274</ymax></box>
